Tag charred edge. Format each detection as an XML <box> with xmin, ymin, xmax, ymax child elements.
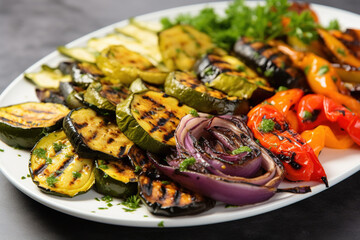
<box><xmin>117</xmin><ymin>146</ymin><xmax>126</xmax><ymax>158</ymax></box>
<box><xmin>73</xmin><ymin>122</ymin><xmax>88</xmax><ymax>129</ymax></box>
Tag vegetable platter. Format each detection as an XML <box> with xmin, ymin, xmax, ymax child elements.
<box><xmin>0</xmin><ymin>0</ymin><xmax>360</xmax><ymax>228</ymax></box>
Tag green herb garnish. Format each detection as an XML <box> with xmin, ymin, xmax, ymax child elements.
<box><xmin>304</xmin><ymin>65</ymin><xmax>311</xmax><ymax>75</ymax></box>
<box><xmin>231</xmin><ymin>146</ymin><xmax>252</xmax><ymax>155</ymax></box>
<box><xmin>134</xmin><ymin>165</ymin><xmax>142</xmax><ymax>173</ymax></box>
<box><xmin>317</xmin><ymin>65</ymin><xmax>329</xmax><ymax>76</ymax></box>
<box><xmin>72</xmin><ymin>171</ymin><xmax>82</xmax><ymax>179</ymax></box>
<box><xmin>302</xmin><ymin>110</ymin><xmax>313</xmax><ymax>121</ymax></box>
<box><xmin>189</xmin><ymin>109</ymin><xmax>199</xmax><ymax>117</ymax></box>
<box><xmin>336</xmin><ymin>48</ymin><xmax>346</xmax><ymax>56</ymax></box>
<box><xmin>327</xmin><ymin>19</ymin><xmax>340</xmax><ymax>30</ymax></box>
<box><xmin>258</xmin><ymin>118</ymin><xmax>275</xmax><ymax>133</ymax></box>
<box><xmin>277</xmin><ymin>86</ymin><xmax>288</xmax><ymax>92</ymax></box>
<box><xmin>46</xmin><ymin>174</ymin><xmax>58</xmax><ymax>187</ymax></box>
<box><xmin>158</xmin><ymin>221</ymin><xmax>165</xmax><ymax>228</ymax></box>
<box><xmin>179</xmin><ymin>157</ymin><xmax>196</xmax><ymax>171</ymax></box>
<box><xmin>33</xmin><ymin>148</ymin><xmax>52</xmax><ymax>164</ymax></box>
<box><xmin>53</xmin><ymin>142</ymin><xmax>66</xmax><ymax>152</ymax></box>
<box><xmin>122</xmin><ymin>195</ymin><xmax>141</xmax><ymax>210</ymax></box>
<box><xmin>0</xmin><ymin>148</ymin><xmax>4</xmax><ymax>152</ymax></box>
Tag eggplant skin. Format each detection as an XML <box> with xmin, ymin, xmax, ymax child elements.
<box><xmin>234</xmin><ymin>37</ymin><xmax>310</xmax><ymax>91</ymax></box>
<box><xmin>138</xmin><ymin>168</ymin><xmax>216</xmax><ymax>217</ymax></box>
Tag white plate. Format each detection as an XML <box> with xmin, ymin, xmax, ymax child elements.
<box><xmin>0</xmin><ymin>1</ymin><xmax>359</xmax><ymax>228</ymax></box>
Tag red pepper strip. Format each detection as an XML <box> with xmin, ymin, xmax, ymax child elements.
<box><xmin>247</xmin><ymin>104</ymin><xmax>328</xmax><ymax>185</ymax></box>
<box><xmin>297</xmin><ymin>94</ymin><xmax>360</xmax><ymax>146</ymax></box>
<box><xmin>297</xmin><ymin>94</ymin><xmax>329</xmax><ymax>132</ymax></box>
<box><xmin>323</xmin><ymin>97</ymin><xmax>360</xmax><ymax>146</ymax></box>
<box><xmin>267</xmin><ymin>89</ymin><xmax>304</xmax><ymax>132</ymax></box>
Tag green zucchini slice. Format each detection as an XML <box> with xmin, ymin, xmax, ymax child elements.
<box><xmin>164</xmin><ymin>71</ymin><xmax>249</xmax><ymax>115</ymax></box>
<box><xmin>0</xmin><ymin>102</ymin><xmax>70</xmax><ymax>149</ymax></box>
<box><xmin>94</xmin><ymin>159</ymin><xmax>138</xmax><ymax>199</ymax></box>
<box><xmin>63</xmin><ymin>108</ymin><xmax>133</xmax><ymax>161</ymax></box>
<box><xmin>71</xmin><ymin>62</ymin><xmax>104</xmax><ymax>88</ymax></box>
<box><xmin>96</xmin><ymin>45</ymin><xmax>154</xmax><ymax>85</ymax></box>
<box><xmin>59</xmin><ymin>82</ymin><xmax>86</xmax><ymax>109</ymax></box>
<box><xmin>83</xmin><ymin>82</ymin><xmax>130</xmax><ymax>114</ymax></box>
<box><xmin>29</xmin><ymin>130</ymin><xmax>95</xmax><ymax>197</ymax></box>
<box><xmin>57</xmin><ymin>46</ymin><xmax>97</xmax><ymax>63</ymax></box>
<box><xmin>24</xmin><ymin>64</ymin><xmax>71</xmax><ymax>89</ymax></box>
<box><xmin>159</xmin><ymin>25</ymin><xmax>215</xmax><ymax>71</ymax></box>
<box><xmin>116</xmin><ymin>90</ymin><xmax>193</xmax><ymax>154</ymax></box>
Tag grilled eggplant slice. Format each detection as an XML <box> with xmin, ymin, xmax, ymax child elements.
<box><xmin>24</xmin><ymin>64</ymin><xmax>71</xmax><ymax>89</ymax></box>
<box><xmin>83</xmin><ymin>82</ymin><xmax>130</xmax><ymax>114</ymax></box>
<box><xmin>59</xmin><ymin>82</ymin><xmax>86</xmax><ymax>109</ymax></box>
<box><xmin>116</xmin><ymin>90</ymin><xmax>193</xmax><ymax>154</ymax></box>
<box><xmin>63</xmin><ymin>108</ymin><xmax>133</xmax><ymax>161</ymax></box>
<box><xmin>0</xmin><ymin>102</ymin><xmax>69</xmax><ymax>149</ymax></box>
<box><xmin>234</xmin><ymin>37</ymin><xmax>310</xmax><ymax>91</ymax></box>
<box><xmin>29</xmin><ymin>130</ymin><xmax>95</xmax><ymax>197</ymax></box>
<box><xmin>71</xmin><ymin>62</ymin><xmax>104</xmax><ymax>88</ymax></box>
<box><xmin>127</xmin><ymin>146</ymin><xmax>215</xmax><ymax>217</ymax></box>
<box><xmin>164</xmin><ymin>71</ymin><xmax>249</xmax><ymax>114</ymax></box>
<box><xmin>94</xmin><ymin>159</ymin><xmax>138</xmax><ymax>199</ymax></box>
<box><xmin>36</xmin><ymin>88</ymin><xmax>65</xmax><ymax>105</ymax></box>
<box><xmin>159</xmin><ymin>25</ymin><xmax>215</xmax><ymax>71</ymax></box>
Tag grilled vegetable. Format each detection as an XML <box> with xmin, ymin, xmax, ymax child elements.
<box><xmin>0</xmin><ymin>102</ymin><xmax>69</xmax><ymax>149</ymax></box>
<box><xmin>127</xmin><ymin>145</ymin><xmax>215</xmax><ymax>217</ymax></box>
<box><xmin>63</xmin><ymin>108</ymin><xmax>133</xmax><ymax>161</ymax></box>
<box><xmin>71</xmin><ymin>62</ymin><xmax>104</xmax><ymax>88</ymax></box>
<box><xmin>94</xmin><ymin>159</ymin><xmax>138</xmax><ymax>198</ymax></box>
<box><xmin>24</xmin><ymin>65</ymin><xmax>71</xmax><ymax>89</ymax></box>
<box><xmin>332</xmin><ymin>63</ymin><xmax>360</xmax><ymax>83</ymax></box>
<box><xmin>83</xmin><ymin>82</ymin><xmax>130</xmax><ymax>114</ymax></box>
<box><xmin>129</xmin><ymin>78</ymin><xmax>161</xmax><ymax>93</ymax></box>
<box><xmin>116</xmin><ymin>90</ymin><xmax>193</xmax><ymax>154</ymax></box>
<box><xmin>234</xmin><ymin>37</ymin><xmax>310</xmax><ymax>91</ymax></box>
<box><xmin>35</xmin><ymin>88</ymin><xmax>65</xmax><ymax>105</ymax></box>
<box><xmin>159</xmin><ymin>25</ymin><xmax>216</xmax><ymax>71</ymax></box>
<box><xmin>57</xmin><ymin>46</ymin><xmax>97</xmax><ymax>63</ymax></box>
<box><xmin>29</xmin><ymin>130</ymin><xmax>95</xmax><ymax>197</ymax></box>
<box><xmin>96</xmin><ymin>45</ymin><xmax>157</xmax><ymax>85</ymax></box>
<box><xmin>164</xmin><ymin>71</ymin><xmax>249</xmax><ymax>114</ymax></box>
<box><xmin>59</xmin><ymin>82</ymin><xmax>86</xmax><ymax>109</ymax></box>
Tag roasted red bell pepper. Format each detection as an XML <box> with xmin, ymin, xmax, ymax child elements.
<box><xmin>297</xmin><ymin>94</ymin><xmax>360</xmax><ymax>146</ymax></box>
<box><xmin>247</xmin><ymin>103</ymin><xmax>328</xmax><ymax>186</ymax></box>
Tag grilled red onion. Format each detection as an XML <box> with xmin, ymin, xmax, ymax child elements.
<box><xmin>148</xmin><ymin>113</ymin><xmax>287</xmax><ymax>206</ymax></box>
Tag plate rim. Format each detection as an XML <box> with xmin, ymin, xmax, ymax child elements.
<box><xmin>0</xmin><ymin>1</ymin><xmax>360</xmax><ymax>228</ymax></box>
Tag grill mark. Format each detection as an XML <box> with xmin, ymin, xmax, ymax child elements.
<box><xmin>158</xmin><ymin>117</ymin><xmax>169</xmax><ymax>126</ymax></box>
<box><xmin>73</xmin><ymin>121</ymin><xmax>88</xmax><ymax>129</ymax></box>
<box><xmin>24</xmin><ymin>109</ymin><xmax>58</xmax><ymax>114</ymax></box>
<box><xmin>142</xmin><ymin>177</ymin><xmax>153</xmax><ymax>196</ymax></box>
<box><xmin>117</xmin><ymin>146</ymin><xmax>126</xmax><ymax>158</ymax></box>
<box><xmin>90</xmin><ymin>131</ymin><xmax>98</xmax><ymax>140</ymax></box>
<box><xmin>173</xmin><ymin>190</ymin><xmax>181</xmax><ymax>205</ymax></box>
<box><xmin>56</xmin><ymin>155</ymin><xmax>75</xmax><ymax>175</ymax></box>
<box><xmin>142</xmin><ymin>95</ymin><xmax>165</xmax><ymax>109</ymax></box>
<box><xmin>159</xmin><ymin>185</ymin><xmax>167</xmax><ymax>201</ymax></box>
<box><xmin>140</xmin><ymin>110</ymin><xmax>156</xmax><ymax>119</ymax></box>
<box><xmin>107</xmin><ymin>138</ymin><xmax>114</xmax><ymax>144</ymax></box>
<box><xmin>33</xmin><ymin>163</ymin><xmax>48</xmax><ymax>176</ymax></box>
<box><xmin>113</xmin><ymin>163</ymin><xmax>125</xmax><ymax>173</ymax></box>
<box><xmin>163</xmin><ymin>130</ymin><xmax>175</xmax><ymax>142</ymax></box>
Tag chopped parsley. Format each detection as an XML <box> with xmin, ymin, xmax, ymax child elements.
<box><xmin>327</xmin><ymin>19</ymin><xmax>340</xmax><ymax>30</ymax></box>
<box><xmin>101</xmin><ymin>195</ymin><xmax>113</xmax><ymax>203</ymax></box>
<box><xmin>161</xmin><ymin>0</ymin><xmax>320</xmax><ymax>51</ymax></box>
<box><xmin>21</xmin><ymin>176</ymin><xmax>26</xmax><ymax>180</ymax></box>
<box><xmin>72</xmin><ymin>171</ymin><xmax>82</xmax><ymax>179</ymax></box>
<box><xmin>336</xmin><ymin>48</ymin><xmax>346</xmax><ymax>56</ymax></box>
<box><xmin>122</xmin><ymin>195</ymin><xmax>141</xmax><ymax>211</ymax></box>
<box><xmin>98</xmin><ymin>160</ymin><xmax>109</xmax><ymax>170</ymax></box>
<box><xmin>264</xmin><ymin>69</ymin><xmax>274</xmax><ymax>77</ymax></box>
<box><xmin>317</xmin><ymin>65</ymin><xmax>329</xmax><ymax>76</ymax></box>
<box><xmin>179</xmin><ymin>157</ymin><xmax>196</xmax><ymax>171</ymax></box>
<box><xmin>53</xmin><ymin>142</ymin><xmax>66</xmax><ymax>152</ymax></box>
<box><xmin>158</xmin><ymin>221</ymin><xmax>165</xmax><ymax>227</ymax></box>
<box><xmin>231</xmin><ymin>146</ymin><xmax>252</xmax><ymax>155</ymax></box>
<box><xmin>189</xmin><ymin>109</ymin><xmax>199</xmax><ymax>117</ymax></box>
<box><xmin>134</xmin><ymin>165</ymin><xmax>142</xmax><ymax>173</ymax></box>
<box><xmin>276</xmin><ymin>86</ymin><xmax>288</xmax><ymax>92</ymax></box>
<box><xmin>46</xmin><ymin>174</ymin><xmax>58</xmax><ymax>187</ymax></box>
<box><xmin>236</xmin><ymin>65</ymin><xmax>246</xmax><ymax>72</ymax></box>
<box><xmin>33</xmin><ymin>148</ymin><xmax>52</xmax><ymax>164</ymax></box>
<box><xmin>302</xmin><ymin>110</ymin><xmax>313</xmax><ymax>121</ymax></box>
<box><xmin>258</xmin><ymin>118</ymin><xmax>275</xmax><ymax>133</ymax></box>
<box><xmin>0</xmin><ymin>148</ymin><xmax>4</xmax><ymax>152</ymax></box>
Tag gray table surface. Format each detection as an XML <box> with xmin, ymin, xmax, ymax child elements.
<box><xmin>1</xmin><ymin>0</ymin><xmax>359</xmax><ymax>239</ymax></box>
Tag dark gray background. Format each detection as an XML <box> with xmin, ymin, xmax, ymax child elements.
<box><xmin>1</xmin><ymin>0</ymin><xmax>359</xmax><ymax>239</ymax></box>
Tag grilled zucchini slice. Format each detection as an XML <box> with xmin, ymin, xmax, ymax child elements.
<box><xmin>29</xmin><ymin>130</ymin><xmax>95</xmax><ymax>197</ymax></box>
<box><xmin>127</xmin><ymin>147</ymin><xmax>215</xmax><ymax>217</ymax></box>
<box><xmin>94</xmin><ymin>159</ymin><xmax>138</xmax><ymax>199</ymax></box>
<box><xmin>24</xmin><ymin>64</ymin><xmax>71</xmax><ymax>89</ymax></box>
<box><xmin>164</xmin><ymin>71</ymin><xmax>249</xmax><ymax>114</ymax></box>
<box><xmin>116</xmin><ymin>90</ymin><xmax>193</xmax><ymax>154</ymax></box>
<box><xmin>71</xmin><ymin>62</ymin><xmax>104</xmax><ymax>88</ymax></box>
<box><xmin>159</xmin><ymin>25</ymin><xmax>215</xmax><ymax>71</ymax></box>
<box><xmin>129</xmin><ymin>78</ymin><xmax>161</xmax><ymax>93</ymax></box>
<box><xmin>83</xmin><ymin>82</ymin><xmax>130</xmax><ymax>114</ymax></box>
<box><xmin>63</xmin><ymin>108</ymin><xmax>133</xmax><ymax>161</ymax></box>
<box><xmin>96</xmin><ymin>45</ymin><xmax>154</xmax><ymax>85</ymax></box>
<box><xmin>57</xmin><ymin>46</ymin><xmax>97</xmax><ymax>63</ymax></box>
<box><xmin>0</xmin><ymin>102</ymin><xmax>69</xmax><ymax>149</ymax></box>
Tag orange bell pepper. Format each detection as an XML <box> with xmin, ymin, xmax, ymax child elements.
<box><xmin>301</xmin><ymin>125</ymin><xmax>354</xmax><ymax>156</ymax></box>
